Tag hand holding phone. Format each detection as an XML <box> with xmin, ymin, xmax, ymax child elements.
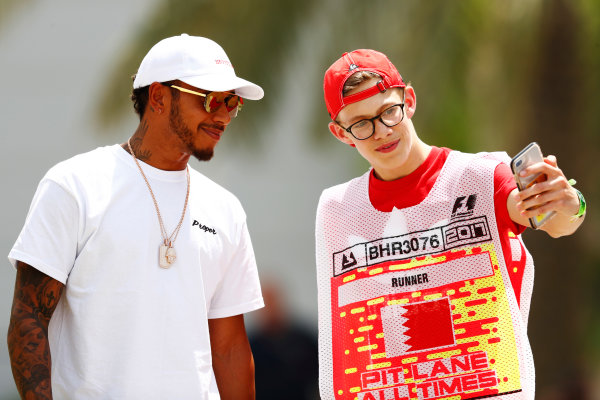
<box><xmin>510</xmin><ymin>142</ymin><xmax>555</xmax><ymax>229</ymax></box>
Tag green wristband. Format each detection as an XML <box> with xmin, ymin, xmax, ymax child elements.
<box><xmin>573</xmin><ymin>188</ymin><xmax>586</xmax><ymax>218</ymax></box>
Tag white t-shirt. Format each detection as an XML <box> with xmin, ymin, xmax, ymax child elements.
<box><xmin>9</xmin><ymin>145</ymin><xmax>264</xmax><ymax>399</ymax></box>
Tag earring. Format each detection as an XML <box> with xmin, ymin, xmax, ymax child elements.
<box><xmin>158</xmin><ymin>108</ymin><xmax>163</xmax><ymax>114</ymax></box>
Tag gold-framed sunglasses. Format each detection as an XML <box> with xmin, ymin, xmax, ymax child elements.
<box><xmin>169</xmin><ymin>84</ymin><xmax>243</xmax><ymax>118</ymax></box>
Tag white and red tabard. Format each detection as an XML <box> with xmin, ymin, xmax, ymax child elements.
<box><xmin>315</xmin><ymin>151</ymin><xmax>535</xmax><ymax>400</ymax></box>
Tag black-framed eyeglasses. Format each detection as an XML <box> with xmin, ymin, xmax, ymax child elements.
<box><xmin>167</xmin><ymin>84</ymin><xmax>243</xmax><ymax>118</ymax></box>
<box><xmin>337</xmin><ymin>103</ymin><xmax>405</xmax><ymax>140</ymax></box>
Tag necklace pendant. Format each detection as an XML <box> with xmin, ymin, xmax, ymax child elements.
<box><xmin>159</xmin><ymin>244</ymin><xmax>177</xmax><ymax>268</ymax></box>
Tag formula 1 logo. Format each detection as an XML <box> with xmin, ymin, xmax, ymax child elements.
<box><xmin>451</xmin><ymin>194</ymin><xmax>477</xmax><ymax>220</ymax></box>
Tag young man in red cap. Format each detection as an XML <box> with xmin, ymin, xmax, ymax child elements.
<box><xmin>8</xmin><ymin>34</ymin><xmax>264</xmax><ymax>399</ymax></box>
<box><xmin>315</xmin><ymin>49</ymin><xmax>586</xmax><ymax>400</ymax></box>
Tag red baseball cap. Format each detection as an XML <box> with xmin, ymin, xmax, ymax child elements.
<box><xmin>323</xmin><ymin>49</ymin><xmax>406</xmax><ymax>120</ymax></box>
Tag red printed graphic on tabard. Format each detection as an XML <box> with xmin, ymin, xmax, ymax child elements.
<box><xmin>330</xmin><ymin>242</ymin><xmax>522</xmax><ymax>400</ymax></box>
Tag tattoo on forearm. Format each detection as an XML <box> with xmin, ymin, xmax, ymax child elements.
<box><xmin>7</xmin><ymin>262</ymin><xmax>64</xmax><ymax>400</ymax></box>
<box><xmin>130</xmin><ymin>119</ymin><xmax>152</xmax><ymax>161</ymax></box>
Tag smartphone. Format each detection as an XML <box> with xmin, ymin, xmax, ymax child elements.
<box><xmin>510</xmin><ymin>142</ymin><xmax>554</xmax><ymax>229</ymax></box>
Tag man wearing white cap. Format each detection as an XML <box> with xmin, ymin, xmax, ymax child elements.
<box><xmin>8</xmin><ymin>34</ymin><xmax>265</xmax><ymax>399</ymax></box>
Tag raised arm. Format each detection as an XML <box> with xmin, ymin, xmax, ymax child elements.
<box><xmin>507</xmin><ymin>155</ymin><xmax>584</xmax><ymax>237</ymax></box>
<box><xmin>208</xmin><ymin>314</ymin><xmax>255</xmax><ymax>400</ymax></box>
<box><xmin>7</xmin><ymin>261</ymin><xmax>64</xmax><ymax>400</ymax></box>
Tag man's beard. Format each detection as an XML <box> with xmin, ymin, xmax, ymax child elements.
<box><xmin>169</xmin><ymin>100</ymin><xmax>214</xmax><ymax>162</ymax></box>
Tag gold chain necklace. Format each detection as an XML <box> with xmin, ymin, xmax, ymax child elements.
<box><xmin>127</xmin><ymin>139</ymin><xmax>190</xmax><ymax>268</ymax></box>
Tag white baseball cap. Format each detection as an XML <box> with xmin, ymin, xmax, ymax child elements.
<box><xmin>133</xmin><ymin>34</ymin><xmax>264</xmax><ymax>100</ymax></box>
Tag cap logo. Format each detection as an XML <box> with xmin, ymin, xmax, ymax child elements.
<box><xmin>215</xmin><ymin>59</ymin><xmax>233</xmax><ymax>68</ymax></box>
<box><xmin>349</xmin><ymin>64</ymin><xmax>358</xmax><ymax>71</ymax></box>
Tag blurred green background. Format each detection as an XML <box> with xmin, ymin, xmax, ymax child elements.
<box><xmin>1</xmin><ymin>0</ymin><xmax>599</xmax><ymax>398</ymax></box>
